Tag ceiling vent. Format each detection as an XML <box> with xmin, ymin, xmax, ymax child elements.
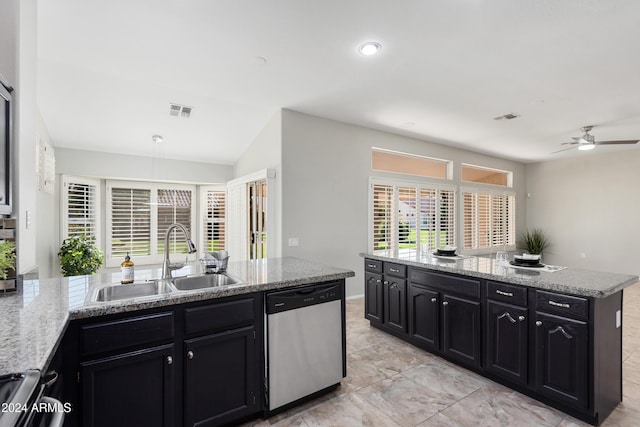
<box><xmin>169</xmin><ymin>103</ymin><xmax>193</xmax><ymax>118</ymax></box>
<box><xmin>493</xmin><ymin>113</ymin><xmax>520</xmax><ymax>121</ymax></box>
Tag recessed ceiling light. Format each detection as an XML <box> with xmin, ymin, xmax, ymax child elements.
<box><xmin>152</xmin><ymin>135</ymin><xmax>163</xmax><ymax>143</ymax></box>
<box><xmin>358</xmin><ymin>41</ymin><xmax>382</xmax><ymax>56</ymax></box>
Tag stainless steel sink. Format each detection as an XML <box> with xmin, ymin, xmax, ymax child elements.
<box><xmin>91</xmin><ymin>280</ymin><xmax>173</xmax><ymax>302</ymax></box>
<box><xmin>171</xmin><ymin>273</ymin><xmax>243</xmax><ymax>291</ymax></box>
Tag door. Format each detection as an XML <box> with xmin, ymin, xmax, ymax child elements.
<box><xmin>408</xmin><ymin>284</ymin><xmax>439</xmax><ymax>351</ymax></box>
<box><xmin>383</xmin><ymin>277</ymin><xmax>407</xmax><ymax>334</ymax></box>
<box><xmin>441</xmin><ymin>294</ymin><xmax>481</xmax><ymax>368</ymax></box>
<box><xmin>535</xmin><ymin>312</ymin><xmax>588</xmax><ymax>409</ymax></box>
<box><xmin>81</xmin><ymin>344</ymin><xmax>175</xmax><ymax>427</ymax></box>
<box><xmin>486</xmin><ymin>300</ymin><xmax>528</xmax><ymax>385</ymax></box>
<box><xmin>364</xmin><ymin>272</ymin><xmax>383</xmax><ymax>324</ymax></box>
<box><xmin>248</xmin><ymin>179</ymin><xmax>267</xmax><ymax>259</ymax></box>
<box><xmin>184</xmin><ymin>326</ymin><xmax>258</xmax><ymax>427</ymax></box>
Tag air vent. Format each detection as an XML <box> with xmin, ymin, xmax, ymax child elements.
<box><xmin>493</xmin><ymin>113</ymin><xmax>520</xmax><ymax>121</ymax></box>
<box><xmin>169</xmin><ymin>103</ymin><xmax>193</xmax><ymax>118</ymax></box>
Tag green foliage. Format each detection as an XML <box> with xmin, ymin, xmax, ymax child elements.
<box><xmin>58</xmin><ymin>235</ymin><xmax>104</xmax><ymax>277</ymax></box>
<box><xmin>0</xmin><ymin>240</ymin><xmax>16</xmax><ymax>280</ymax></box>
<box><xmin>517</xmin><ymin>228</ymin><xmax>550</xmax><ymax>255</ymax></box>
<box><xmin>399</xmin><ymin>221</ymin><xmax>410</xmax><ymax>242</ymax></box>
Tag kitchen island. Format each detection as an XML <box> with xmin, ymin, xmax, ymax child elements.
<box><xmin>0</xmin><ymin>257</ymin><xmax>354</xmax><ymax>427</ymax></box>
<box><xmin>361</xmin><ymin>250</ymin><xmax>638</xmax><ymax>426</ymax></box>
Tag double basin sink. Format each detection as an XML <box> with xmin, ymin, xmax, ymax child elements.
<box><xmin>89</xmin><ymin>273</ymin><xmax>244</xmax><ymax>304</ymax></box>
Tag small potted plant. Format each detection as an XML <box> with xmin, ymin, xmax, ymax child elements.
<box><xmin>58</xmin><ymin>235</ymin><xmax>104</xmax><ymax>277</ymax></box>
<box><xmin>517</xmin><ymin>228</ymin><xmax>550</xmax><ymax>256</ymax></box>
<box><xmin>0</xmin><ymin>240</ymin><xmax>16</xmax><ymax>286</ymax></box>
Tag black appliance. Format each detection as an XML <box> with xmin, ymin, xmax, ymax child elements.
<box><xmin>0</xmin><ymin>74</ymin><xmax>13</xmax><ymax>217</ymax></box>
<box><xmin>0</xmin><ymin>370</ymin><xmax>64</xmax><ymax>427</ymax></box>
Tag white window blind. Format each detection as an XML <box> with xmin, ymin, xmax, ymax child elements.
<box><xmin>370</xmin><ymin>179</ymin><xmax>456</xmax><ymax>253</ymax></box>
<box><xmin>157</xmin><ymin>189</ymin><xmax>193</xmax><ymax>254</ymax></box>
<box><xmin>462</xmin><ymin>189</ymin><xmax>515</xmax><ymax>252</ymax></box>
<box><xmin>201</xmin><ymin>186</ymin><xmax>226</xmax><ymax>252</ymax></box>
<box><xmin>61</xmin><ymin>176</ymin><xmax>101</xmax><ymax>246</ymax></box>
<box><xmin>110</xmin><ymin>187</ymin><xmax>152</xmax><ymax>258</ymax></box>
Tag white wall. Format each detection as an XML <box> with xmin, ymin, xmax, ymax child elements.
<box><xmin>526</xmin><ymin>149</ymin><xmax>640</xmax><ymax>276</ymax></box>
<box><xmin>280</xmin><ymin>110</ymin><xmax>527</xmax><ymax>297</ymax></box>
<box><xmin>35</xmin><ymin>114</ymin><xmax>57</xmax><ymax>277</ymax></box>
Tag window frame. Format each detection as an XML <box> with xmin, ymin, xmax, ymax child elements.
<box><xmin>60</xmin><ymin>175</ymin><xmax>101</xmax><ymax>248</ymax></box>
<box><xmin>199</xmin><ymin>185</ymin><xmax>227</xmax><ymax>256</ymax></box>
<box><xmin>461</xmin><ymin>186</ymin><xmax>516</xmax><ymax>254</ymax></box>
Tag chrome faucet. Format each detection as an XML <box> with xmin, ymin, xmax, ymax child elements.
<box><xmin>162</xmin><ymin>223</ymin><xmax>197</xmax><ymax>279</ymax></box>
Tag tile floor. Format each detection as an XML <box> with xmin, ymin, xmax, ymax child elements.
<box><xmin>246</xmin><ymin>282</ymin><xmax>640</xmax><ymax>426</ymax></box>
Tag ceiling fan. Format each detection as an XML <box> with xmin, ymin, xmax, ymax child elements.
<box><xmin>554</xmin><ymin>125</ymin><xmax>640</xmax><ymax>153</ymax></box>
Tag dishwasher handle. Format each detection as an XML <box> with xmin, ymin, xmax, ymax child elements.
<box><xmin>266</xmin><ymin>282</ymin><xmax>343</xmax><ymax>314</ymax></box>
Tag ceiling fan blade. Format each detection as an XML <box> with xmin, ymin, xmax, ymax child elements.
<box><xmin>595</xmin><ymin>140</ymin><xmax>639</xmax><ymax>145</ymax></box>
<box><xmin>552</xmin><ymin>146</ymin><xmax>578</xmax><ymax>154</ymax></box>
<box><xmin>561</xmin><ymin>141</ymin><xmax>578</xmax><ymax>146</ymax></box>
<box><xmin>571</xmin><ymin>136</ymin><xmax>586</xmax><ymax>143</ymax></box>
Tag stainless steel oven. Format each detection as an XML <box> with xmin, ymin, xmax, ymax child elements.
<box><xmin>0</xmin><ymin>370</ymin><xmax>65</xmax><ymax>427</ymax></box>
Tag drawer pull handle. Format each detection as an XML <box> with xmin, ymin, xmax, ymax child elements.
<box><xmin>187</xmin><ymin>351</ymin><xmax>194</xmax><ymax>360</ymax></box>
<box><xmin>389</xmin><ymin>268</ymin><xmax>400</xmax><ymax>273</ymax></box>
<box><xmin>443</xmin><ymin>301</ymin><xmax>449</xmax><ymax>306</ymax></box>
<box><xmin>549</xmin><ymin>300</ymin><xmax>570</xmax><ymax>308</ymax></box>
<box><xmin>518</xmin><ymin>316</ymin><xmax>525</xmax><ymax>322</ymax></box>
<box><xmin>431</xmin><ymin>297</ymin><xmax>437</xmax><ymax>303</ymax></box>
<box><xmin>536</xmin><ymin>321</ymin><xmax>543</xmax><ymax>327</ymax></box>
<box><xmin>368</xmin><ymin>264</ymin><xmax>376</xmax><ymax>268</ymax></box>
<box><xmin>166</xmin><ymin>356</ymin><xmax>173</xmax><ymax>365</ymax></box>
<box><xmin>496</xmin><ymin>289</ymin><xmax>513</xmax><ymax>297</ymax></box>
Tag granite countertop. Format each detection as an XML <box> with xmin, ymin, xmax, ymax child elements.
<box><xmin>361</xmin><ymin>251</ymin><xmax>638</xmax><ymax>298</ymax></box>
<box><xmin>0</xmin><ymin>257</ymin><xmax>354</xmax><ymax>376</ymax></box>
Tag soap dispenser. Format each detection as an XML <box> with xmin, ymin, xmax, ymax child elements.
<box><xmin>121</xmin><ymin>253</ymin><xmax>134</xmax><ymax>284</ymax></box>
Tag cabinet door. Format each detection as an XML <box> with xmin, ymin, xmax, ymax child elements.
<box><xmin>383</xmin><ymin>277</ymin><xmax>407</xmax><ymax>334</ymax></box>
<box><xmin>442</xmin><ymin>294</ymin><xmax>481</xmax><ymax>369</ymax></box>
<box><xmin>408</xmin><ymin>284</ymin><xmax>439</xmax><ymax>351</ymax></box>
<box><xmin>486</xmin><ymin>300</ymin><xmax>528</xmax><ymax>385</ymax></box>
<box><xmin>365</xmin><ymin>272</ymin><xmax>383</xmax><ymax>324</ymax></box>
<box><xmin>81</xmin><ymin>344</ymin><xmax>175</xmax><ymax>427</ymax></box>
<box><xmin>184</xmin><ymin>326</ymin><xmax>259</xmax><ymax>427</ymax></box>
<box><xmin>535</xmin><ymin>312</ymin><xmax>588</xmax><ymax>409</ymax></box>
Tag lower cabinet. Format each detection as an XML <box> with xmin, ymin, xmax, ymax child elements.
<box><xmin>485</xmin><ymin>300</ymin><xmax>528</xmax><ymax>385</ymax></box>
<box><xmin>408</xmin><ymin>284</ymin><xmax>439</xmax><ymax>351</ymax></box>
<box><xmin>441</xmin><ymin>294</ymin><xmax>481</xmax><ymax>369</ymax></box>
<box><xmin>364</xmin><ymin>272</ymin><xmax>383</xmax><ymax>324</ymax></box>
<box><xmin>81</xmin><ymin>344</ymin><xmax>176</xmax><ymax>427</ymax></box>
<box><xmin>534</xmin><ymin>312</ymin><xmax>588</xmax><ymax>409</ymax></box>
<box><xmin>383</xmin><ymin>276</ymin><xmax>407</xmax><ymax>334</ymax></box>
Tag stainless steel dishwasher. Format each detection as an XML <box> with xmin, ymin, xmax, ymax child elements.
<box><xmin>265</xmin><ymin>281</ymin><xmax>345</xmax><ymax>413</ymax></box>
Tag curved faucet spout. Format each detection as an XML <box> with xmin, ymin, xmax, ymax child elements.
<box><xmin>162</xmin><ymin>223</ymin><xmax>197</xmax><ymax>279</ymax></box>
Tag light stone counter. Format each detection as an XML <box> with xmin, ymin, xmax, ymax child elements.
<box><xmin>361</xmin><ymin>251</ymin><xmax>638</xmax><ymax>298</ymax></box>
<box><xmin>0</xmin><ymin>257</ymin><xmax>354</xmax><ymax>376</ymax></box>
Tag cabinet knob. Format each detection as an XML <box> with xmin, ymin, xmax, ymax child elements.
<box><xmin>166</xmin><ymin>356</ymin><xmax>173</xmax><ymax>365</ymax></box>
<box><xmin>383</xmin><ymin>281</ymin><xmax>389</xmax><ymax>285</ymax></box>
<box><xmin>431</xmin><ymin>297</ymin><xmax>437</xmax><ymax>303</ymax></box>
<box><xmin>187</xmin><ymin>351</ymin><xmax>194</xmax><ymax>360</ymax></box>
<box><xmin>442</xmin><ymin>301</ymin><xmax>449</xmax><ymax>306</ymax></box>
<box><xmin>376</xmin><ymin>279</ymin><xmax>381</xmax><ymax>283</ymax></box>
<box><xmin>536</xmin><ymin>321</ymin><xmax>543</xmax><ymax>327</ymax></box>
<box><xmin>518</xmin><ymin>316</ymin><xmax>525</xmax><ymax>322</ymax></box>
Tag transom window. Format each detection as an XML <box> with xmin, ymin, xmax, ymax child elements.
<box><xmin>372</xmin><ymin>148</ymin><xmax>451</xmax><ymax>180</ymax></box>
<box><xmin>461</xmin><ymin>163</ymin><xmax>512</xmax><ymax>187</ymax></box>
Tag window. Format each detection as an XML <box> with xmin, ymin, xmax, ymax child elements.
<box><xmin>370</xmin><ymin>178</ymin><xmax>456</xmax><ymax>254</ymax></box>
<box><xmin>372</xmin><ymin>148</ymin><xmax>451</xmax><ymax>179</ymax></box>
<box><xmin>200</xmin><ymin>186</ymin><xmax>226</xmax><ymax>252</ymax></box>
<box><xmin>106</xmin><ymin>181</ymin><xmax>196</xmax><ymax>267</ymax></box>
<box><xmin>461</xmin><ymin>163</ymin><xmax>512</xmax><ymax>187</ymax></box>
<box><xmin>61</xmin><ymin>176</ymin><xmax>101</xmax><ymax>246</ymax></box>
<box><xmin>462</xmin><ymin>189</ymin><xmax>515</xmax><ymax>252</ymax></box>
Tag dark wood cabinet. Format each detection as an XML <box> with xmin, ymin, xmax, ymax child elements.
<box><xmin>81</xmin><ymin>344</ymin><xmax>175</xmax><ymax>427</ymax></box>
<box><xmin>534</xmin><ymin>312</ymin><xmax>588</xmax><ymax>409</ymax></box>
<box><xmin>383</xmin><ymin>276</ymin><xmax>407</xmax><ymax>334</ymax></box>
<box><xmin>408</xmin><ymin>284</ymin><xmax>439</xmax><ymax>351</ymax></box>
<box><xmin>364</xmin><ymin>260</ymin><xmax>407</xmax><ymax>335</ymax></box>
<box><xmin>485</xmin><ymin>300</ymin><xmax>528</xmax><ymax>385</ymax></box>
<box><xmin>441</xmin><ymin>294</ymin><xmax>481</xmax><ymax>369</ymax></box>
<box><xmin>364</xmin><ymin>271</ymin><xmax>383</xmax><ymax>324</ymax></box>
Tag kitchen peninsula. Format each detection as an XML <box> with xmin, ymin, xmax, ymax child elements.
<box><xmin>361</xmin><ymin>251</ymin><xmax>638</xmax><ymax>426</ymax></box>
<box><xmin>0</xmin><ymin>257</ymin><xmax>354</xmax><ymax>427</ymax></box>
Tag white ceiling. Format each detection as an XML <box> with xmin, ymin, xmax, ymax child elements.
<box><xmin>36</xmin><ymin>0</ymin><xmax>640</xmax><ymax>165</ymax></box>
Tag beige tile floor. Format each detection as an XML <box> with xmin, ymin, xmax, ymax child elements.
<box><xmin>246</xmin><ymin>282</ymin><xmax>640</xmax><ymax>426</ymax></box>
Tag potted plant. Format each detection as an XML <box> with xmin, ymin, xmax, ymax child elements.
<box><xmin>517</xmin><ymin>228</ymin><xmax>550</xmax><ymax>256</ymax></box>
<box><xmin>58</xmin><ymin>235</ymin><xmax>104</xmax><ymax>277</ymax></box>
<box><xmin>0</xmin><ymin>240</ymin><xmax>16</xmax><ymax>286</ymax></box>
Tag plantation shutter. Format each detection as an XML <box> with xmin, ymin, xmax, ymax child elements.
<box><xmin>203</xmin><ymin>189</ymin><xmax>227</xmax><ymax>252</ymax></box>
<box><xmin>157</xmin><ymin>188</ymin><xmax>193</xmax><ymax>254</ymax></box>
<box><xmin>62</xmin><ymin>176</ymin><xmax>100</xmax><ymax>245</ymax></box>
<box><xmin>372</xmin><ymin>183</ymin><xmax>393</xmax><ymax>251</ymax></box>
<box><xmin>463</xmin><ymin>189</ymin><xmax>515</xmax><ymax>251</ymax></box>
<box><xmin>439</xmin><ymin>189</ymin><xmax>456</xmax><ymax>248</ymax></box>
<box><xmin>398</xmin><ymin>187</ymin><xmax>417</xmax><ymax>250</ymax></box>
<box><xmin>110</xmin><ymin>187</ymin><xmax>152</xmax><ymax>258</ymax></box>
<box><xmin>419</xmin><ymin>188</ymin><xmax>437</xmax><ymax>250</ymax></box>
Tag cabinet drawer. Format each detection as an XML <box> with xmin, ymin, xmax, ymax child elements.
<box><xmin>384</xmin><ymin>262</ymin><xmax>407</xmax><ymax>278</ymax></box>
<box><xmin>487</xmin><ymin>281</ymin><xmax>527</xmax><ymax>306</ymax></box>
<box><xmin>364</xmin><ymin>259</ymin><xmax>383</xmax><ymax>274</ymax></box>
<box><xmin>185</xmin><ymin>298</ymin><xmax>255</xmax><ymax>335</ymax></box>
<box><xmin>409</xmin><ymin>268</ymin><xmax>480</xmax><ymax>299</ymax></box>
<box><xmin>81</xmin><ymin>312</ymin><xmax>174</xmax><ymax>357</ymax></box>
<box><xmin>536</xmin><ymin>291</ymin><xmax>589</xmax><ymax>321</ymax></box>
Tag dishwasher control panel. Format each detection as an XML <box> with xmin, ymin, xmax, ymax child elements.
<box><xmin>266</xmin><ymin>282</ymin><xmax>343</xmax><ymax>314</ymax></box>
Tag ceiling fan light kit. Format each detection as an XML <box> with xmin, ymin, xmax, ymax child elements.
<box><xmin>556</xmin><ymin>125</ymin><xmax>639</xmax><ymax>154</ymax></box>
